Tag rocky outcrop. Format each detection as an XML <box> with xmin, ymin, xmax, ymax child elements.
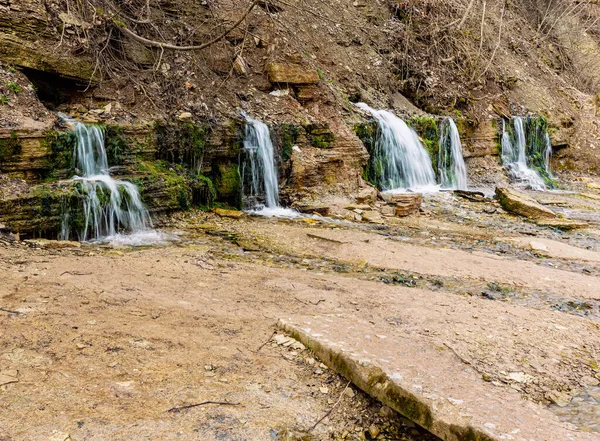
<box><xmin>0</xmin><ymin>0</ymin><xmax>95</xmax><ymax>81</ymax></box>
<box><xmin>463</xmin><ymin>120</ymin><xmax>497</xmax><ymax>158</ymax></box>
<box><xmin>495</xmin><ymin>187</ymin><xmax>557</xmax><ymax>219</ymax></box>
<box><xmin>266</xmin><ymin>63</ymin><xmax>320</xmax><ymax>85</ymax></box>
<box><xmin>0</xmin><ymin>127</ymin><xmax>58</xmax><ymax>181</ymax></box>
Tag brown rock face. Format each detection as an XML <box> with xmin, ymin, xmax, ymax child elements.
<box><xmin>464</xmin><ymin>120</ymin><xmax>497</xmax><ymax>158</ymax></box>
<box><xmin>266</xmin><ymin>63</ymin><xmax>320</xmax><ymax>85</ymax></box>
<box><xmin>0</xmin><ymin>0</ymin><xmax>96</xmax><ymax>81</ymax></box>
<box><xmin>495</xmin><ymin>187</ymin><xmax>557</xmax><ymax>219</ymax></box>
<box><xmin>295</xmin><ymin>85</ymin><xmax>322</xmax><ymax>103</ymax></box>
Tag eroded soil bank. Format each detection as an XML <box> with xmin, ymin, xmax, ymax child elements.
<box><xmin>1</xmin><ymin>189</ymin><xmax>600</xmax><ymax>440</ymax></box>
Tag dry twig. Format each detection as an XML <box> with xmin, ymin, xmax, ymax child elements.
<box><xmin>168</xmin><ymin>400</ymin><xmax>241</xmax><ymax>413</ymax></box>
<box><xmin>309</xmin><ymin>380</ymin><xmax>352</xmax><ymax>432</ymax></box>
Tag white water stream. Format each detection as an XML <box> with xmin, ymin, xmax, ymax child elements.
<box><xmin>356</xmin><ymin>103</ymin><xmax>438</xmax><ymax>192</ymax></box>
<box><xmin>59</xmin><ymin>117</ymin><xmax>153</xmax><ymax>242</ymax></box>
<box><xmin>438</xmin><ymin>118</ymin><xmax>468</xmax><ymax>190</ymax></box>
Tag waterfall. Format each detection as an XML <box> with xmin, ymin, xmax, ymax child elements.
<box><xmin>356</xmin><ymin>103</ymin><xmax>437</xmax><ymax>192</ymax></box>
<box><xmin>240</xmin><ymin>112</ymin><xmax>279</xmax><ymax>209</ymax></box>
<box><xmin>59</xmin><ymin>117</ymin><xmax>152</xmax><ymax>241</ymax></box>
<box><xmin>500</xmin><ymin>116</ymin><xmax>552</xmax><ymax>191</ymax></box>
<box><xmin>438</xmin><ymin>118</ymin><xmax>468</xmax><ymax>190</ymax></box>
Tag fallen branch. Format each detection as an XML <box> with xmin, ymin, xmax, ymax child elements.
<box><xmin>60</xmin><ymin>271</ymin><xmax>92</xmax><ymax>276</ymax></box>
<box><xmin>255</xmin><ymin>330</ymin><xmax>277</xmax><ymax>353</ymax></box>
<box><xmin>168</xmin><ymin>401</ymin><xmax>241</xmax><ymax>413</ymax></box>
<box><xmin>306</xmin><ymin>233</ymin><xmax>347</xmax><ymax>244</ymax></box>
<box><xmin>457</xmin><ymin>0</ymin><xmax>476</xmax><ymax>29</ymax></box>
<box><xmin>309</xmin><ymin>380</ymin><xmax>351</xmax><ymax>432</ymax></box>
<box><xmin>114</xmin><ymin>0</ymin><xmax>260</xmax><ymax>51</ymax></box>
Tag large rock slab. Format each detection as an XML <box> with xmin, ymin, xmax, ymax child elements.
<box><xmin>266</xmin><ymin>63</ymin><xmax>320</xmax><ymax>85</ymax></box>
<box><xmin>506</xmin><ymin>237</ymin><xmax>600</xmax><ymax>261</ymax></box>
<box><xmin>495</xmin><ymin>187</ymin><xmax>557</xmax><ymax>219</ymax></box>
<box><xmin>278</xmin><ymin>315</ymin><xmax>596</xmax><ymax>441</ymax></box>
<box><xmin>535</xmin><ymin>218</ymin><xmax>589</xmax><ymax>230</ymax></box>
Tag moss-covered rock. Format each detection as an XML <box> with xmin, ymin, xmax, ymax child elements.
<box><xmin>155</xmin><ymin>122</ymin><xmax>210</xmax><ymax>172</ymax></box>
<box><xmin>407</xmin><ymin>115</ymin><xmax>439</xmax><ymax>174</ymax></box>
<box><xmin>213</xmin><ymin>160</ymin><xmax>242</xmax><ymax>209</ymax></box>
<box><xmin>280</xmin><ymin>124</ymin><xmax>301</xmax><ymax>162</ymax></box>
<box><xmin>0</xmin><ymin>131</ymin><xmax>22</xmax><ymax>163</ymax></box>
<box><xmin>42</xmin><ymin>130</ymin><xmax>76</xmax><ymax>179</ymax></box>
<box><xmin>354</xmin><ymin>122</ymin><xmax>380</xmax><ymax>187</ymax></box>
<box><xmin>104</xmin><ymin>125</ymin><xmax>129</xmax><ymax>166</ymax></box>
<box><xmin>306</xmin><ymin>123</ymin><xmax>335</xmax><ymax>149</ymax></box>
<box><xmin>523</xmin><ymin>116</ymin><xmax>555</xmax><ymax>188</ymax></box>
<box><xmin>135</xmin><ymin>160</ymin><xmax>216</xmax><ymax>213</ymax></box>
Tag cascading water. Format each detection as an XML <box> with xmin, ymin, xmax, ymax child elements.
<box><xmin>59</xmin><ymin>117</ymin><xmax>152</xmax><ymax>241</ymax></box>
<box><xmin>240</xmin><ymin>112</ymin><xmax>280</xmax><ymax>210</ymax></box>
<box><xmin>356</xmin><ymin>103</ymin><xmax>437</xmax><ymax>192</ymax></box>
<box><xmin>438</xmin><ymin>118</ymin><xmax>468</xmax><ymax>190</ymax></box>
<box><xmin>501</xmin><ymin>116</ymin><xmax>553</xmax><ymax>191</ymax></box>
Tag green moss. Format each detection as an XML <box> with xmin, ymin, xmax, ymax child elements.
<box><xmin>213</xmin><ymin>161</ymin><xmax>242</xmax><ymax>209</ymax></box>
<box><xmin>306</xmin><ymin>123</ymin><xmax>334</xmax><ymax>149</ymax></box>
<box><xmin>43</xmin><ymin>130</ymin><xmax>77</xmax><ymax>178</ymax></box>
<box><xmin>408</xmin><ymin>115</ymin><xmax>439</xmax><ymax>175</ymax></box>
<box><xmin>524</xmin><ymin>116</ymin><xmax>555</xmax><ymax>188</ymax></box>
<box><xmin>0</xmin><ymin>131</ymin><xmax>22</xmax><ymax>162</ymax></box>
<box><xmin>136</xmin><ymin>160</ymin><xmax>216</xmax><ymax>211</ymax></box>
<box><xmin>26</xmin><ymin>184</ymin><xmax>85</xmax><ymax>238</ymax></box>
<box><xmin>155</xmin><ymin>122</ymin><xmax>210</xmax><ymax>172</ymax></box>
<box><xmin>280</xmin><ymin>124</ymin><xmax>300</xmax><ymax>162</ymax></box>
<box><xmin>354</xmin><ymin>122</ymin><xmax>380</xmax><ymax>187</ymax></box>
<box><xmin>104</xmin><ymin>125</ymin><xmax>128</xmax><ymax>166</ymax></box>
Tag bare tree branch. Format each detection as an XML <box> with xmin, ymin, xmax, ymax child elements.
<box><xmin>457</xmin><ymin>0</ymin><xmax>477</xmax><ymax>29</ymax></box>
<box><xmin>113</xmin><ymin>0</ymin><xmax>260</xmax><ymax>51</ymax></box>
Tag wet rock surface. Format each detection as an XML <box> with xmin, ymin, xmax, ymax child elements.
<box><xmin>495</xmin><ymin>186</ymin><xmax>558</xmax><ymax>219</ymax></box>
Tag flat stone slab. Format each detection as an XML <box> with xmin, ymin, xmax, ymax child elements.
<box><xmin>505</xmin><ymin>237</ymin><xmax>600</xmax><ymax>261</ymax></box>
<box><xmin>496</xmin><ymin>187</ymin><xmax>557</xmax><ymax>219</ymax></box>
<box><xmin>278</xmin><ymin>315</ymin><xmax>597</xmax><ymax>441</ymax></box>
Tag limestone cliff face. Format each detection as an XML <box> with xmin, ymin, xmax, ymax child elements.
<box><xmin>0</xmin><ymin>0</ymin><xmax>95</xmax><ymax>81</ymax></box>
<box><xmin>2</xmin><ymin>0</ymin><xmax>600</xmax><ymax>237</ymax></box>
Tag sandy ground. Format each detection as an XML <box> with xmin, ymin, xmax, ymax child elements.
<box><xmin>1</xmin><ymin>191</ymin><xmax>600</xmax><ymax>440</ymax></box>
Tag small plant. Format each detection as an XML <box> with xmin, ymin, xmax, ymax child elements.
<box><xmin>486</xmin><ymin>282</ymin><xmax>512</xmax><ymax>293</ymax></box>
<box><xmin>0</xmin><ymin>95</ymin><xmax>8</xmax><ymax>105</ymax></box>
<box><xmin>6</xmin><ymin>81</ymin><xmax>22</xmax><ymax>94</ymax></box>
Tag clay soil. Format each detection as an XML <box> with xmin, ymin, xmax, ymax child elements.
<box><xmin>2</xmin><ymin>189</ymin><xmax>600</xmax><ymax>440</ymax></box>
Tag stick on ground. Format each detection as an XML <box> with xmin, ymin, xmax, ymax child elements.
<box><xmin>255</xmin><ymin>330</ymin><xmax>277</xmax><ymax>353</ymax></box>
<box><xmin>309</xmin><ymin>380</ymin><xmax>352</xmax><ymax>432</ymax></box>
<box><xmin>168</xmin><ymin>401</ymin><xmax>241</xmax><ymax>413</ymax></box>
